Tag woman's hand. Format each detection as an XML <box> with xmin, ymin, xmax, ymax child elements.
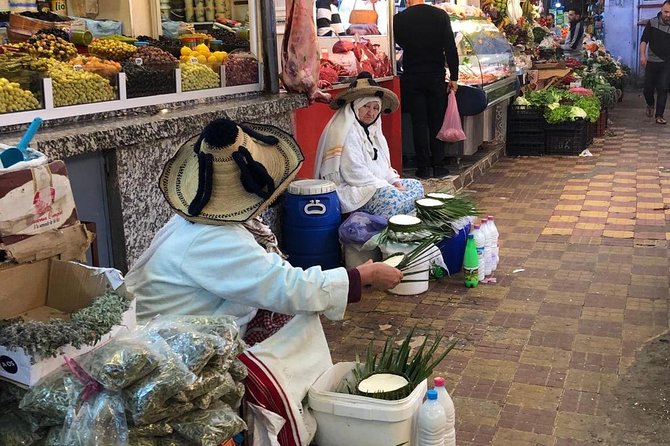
<box><xmin>393</xmin><ymin>181</ymin><xmax>406</xmax><ymax>191</ymax></box>
<box><xmin>356</xmin><ymin>260</ymin><xmax>403</xmax><ymax>290</ymax></box>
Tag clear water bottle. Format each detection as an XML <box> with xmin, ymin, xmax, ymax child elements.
<box><xmin>471</xmin><ymin>224</ymin><xmax>486</xmax><ymax>283</ymax></box>
<box><xmin>487</xmin><ymin>215</ymin><xmax>500</xmax><ymax>271</ymax></box>
<box><xmin>417</xmin><ymin>389</ymin><xmax>447</xmax><ymax>446</ymax></box>
<box><xmin>480</xmin><ymin>218</ymin><xmax>494</xmax><ymax>277</ymax></box>
<box><xmin>434</xmin><ymin>377</ymin><xmax>456</xmax><ymax>446</ymax></box>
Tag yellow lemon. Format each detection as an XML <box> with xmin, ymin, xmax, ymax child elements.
<box><xmin>213</xmin><ymin>51</ymin><xmax>225</xmax><ymax>62</ymax></box>
<box><xmin>196</xmin><ymin>54</ymin><xmax>207</xmax><ymax>64</ymax></box>
<box><xmin>220</xmin><ymin>51</ymin><xmax>228</xmax><ymax>61</ymax></box>
<box><xmin>207</xmin><ymin>55</ymin><xmax>218</xmax><ymax>65</ymax></box>
<box><xmin>180</xmin><ymin>55</ymin><xmax>191</xmax><ymax>63</ymax></box>
<box><xmin>180</xmin><ymin>46</ymin><xmax>192</xmax><ymax>57</ymax></box>
<box><xmin>195</xmin><ymin>44</ymin><xmax>210</xmax><ymax>55</ymax></box>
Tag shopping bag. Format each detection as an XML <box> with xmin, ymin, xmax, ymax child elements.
<box><xmin>348</xmin><ymin>0</ymin><xmax>378</xmax><ymax>25</ymax></box>
<box><xmin>437</xmin><ymin>90</ymin><xmax>466</xmax><ymax>143</ymax></box>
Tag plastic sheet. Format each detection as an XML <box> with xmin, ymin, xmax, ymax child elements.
<box><xmin>338</xmin><ymin>212</ymin><xmax>387</xmax><ymax>245</ymax></box>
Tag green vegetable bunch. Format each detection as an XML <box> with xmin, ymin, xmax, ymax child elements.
<box><xmin>525</xmin><ymin>87</ymin><xmax>601</xmax><ymax>124</ymax></box>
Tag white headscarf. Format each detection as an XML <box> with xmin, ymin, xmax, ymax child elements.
<box><xmin>314</xmin><ymin>96</ymin><xmax>385</xmax><ymax>181</ymax></box>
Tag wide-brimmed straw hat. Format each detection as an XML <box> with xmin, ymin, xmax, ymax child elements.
<box><xmin>159</xmin><ymin>118</ymin><xmax>304</xmax><ymax>224</ymax></box>
<box><xmin>330</xmin><ymin>72</ymin><xmax>399</xmax><ymax>114</ymax></box>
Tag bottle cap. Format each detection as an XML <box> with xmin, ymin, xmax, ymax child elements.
<box><xmin>426</xmin><ymin>389</ymin><xmax>438</xmax><ymax>400</ymax></box>
<box><xmin>467</xmin><ymin>234</ymin><xmax>474</xmax><ymax>240</ymax></box>
<box><xmin>481</xmin><ymin>218</ymin><xmax>487</xmax><ymax>223</ymax></box>
<box><xmin>474</xmin><ymin>224</ymin><xmax>480</xmax><ymax>229</ymax></box>
<box><xmin>487</xmin><ymin>215</ymin><xmax>494</xmax><ymax>220</ymax></box>
<box><xmin>434</xmin><ymin>377</ymin><xmax>445</xmax><ymax>387</ymax></box>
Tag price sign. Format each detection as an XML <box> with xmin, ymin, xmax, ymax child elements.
<box><xmin>190</xmin><ymin>56</ymin><xmax>199</xmax><ymax>64</ymax></box>
<box><xmin>135</xmin><ymin>58</ymin><xmax>144</xmax><ymax>66</ymax></box>
<box><xmin>73</xmin><ymin>64</ymin><xmax>83</xmax><ymax>72</ymax></box>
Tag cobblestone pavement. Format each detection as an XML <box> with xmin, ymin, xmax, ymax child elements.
<box><xmin>323</xmin><ymin>91</ymin><xmax>670</xmax><ymax>445</ymax></box>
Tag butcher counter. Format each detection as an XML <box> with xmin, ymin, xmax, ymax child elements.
<box><xmin>0</xmin><ymin>92</ymin><xmax>308</xmax><ymax>272</ymax></box>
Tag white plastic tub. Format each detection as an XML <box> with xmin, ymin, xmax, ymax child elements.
<box><xmin>309</xmin><ymin>362</ymin><xmax>427</xmax><ymax>446</ymax></box>
<box><xmin>343</xmin><ymin>243</ymin><xmax>381</xmax><ymax>269</ymax></box>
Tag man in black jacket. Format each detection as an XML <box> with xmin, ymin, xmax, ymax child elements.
<box><xmin>640</xmin><ymin>1</ymin><xmax>670</xmax><ymax>124</ymax></box>
<box><xmin>394</xmin><ymin>0</ymin><xmax>459</xmax><ymax>179</ymax></box>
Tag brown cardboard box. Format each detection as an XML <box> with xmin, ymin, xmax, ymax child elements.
<box><xmin>0</xmin><ymin>259</ymin><xmax>135</xmax><ymax>386</ymax></box>
<box><xmin>0</xmin><ymin>222</ymin><xmax>93</xmax><ymax>264</ymax></box>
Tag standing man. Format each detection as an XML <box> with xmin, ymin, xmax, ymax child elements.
<box><xmin>394</xmin><ymin>0</ymin><xmax>459</xmax><ymax>179</ymax></box>
<box><xmin>545</xmin><ymin>13</ymin><xmax>562</xmax><ymax>38</ymax></box>
<box><xmin>561</xmin><ymin>9</ymin><xmax>585</xmax><ymax>60</ymax></box>
<box><xmin>640</xmin><ymin>1</ymin><xmax>670</xmax><ymax>125</ymax></box>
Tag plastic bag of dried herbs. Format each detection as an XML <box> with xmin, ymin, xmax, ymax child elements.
<box><xmin>128</xmin><ymin>436</ymin><xmax>159</xmax><ymax>446</ymax></box>
<box><xmin>171</xmin><ymin>402</ymin><xmax>246</xmax><ymax>446</ymax></box>
<box><xmin>220</xmin><ymin>381</ymin><xmax>245</xmax><ymax>410</ymax></box>
<box><xmin>156</xmin><ymin>434</ymin><xmax>194</xmax><ymax>446</ymax></box>
<box><xmin>0</xmin><ymin>410</ymin><xmax>44</xmax><ymax>446</ymax></box>
<box><xmin>228</xmin><ymin>358</ymin><xmax>248</xmax><ymax>382</ymax></box>
<box><xmin>161</xmin><ymin>330</ymin><xmax>219</xmax><ymax>375</ymax></box>
<box><xmin>152</xmin><ymin>315</ymin><xmax>242</xmax><ymax>355</ymax></box>
<box><xmin>42</xmin><ymin>426</ymin><xmax>63</xmax><ymax>446</ymax></box>
<box><xmin>61</xmin><ymin>390</ymin><xmax>129</xmax><ymax>446</ymax></box>
<box><xmin>174</xmin><ymin>364</ymin><xmax>233</xmax><ymax>403</ymax></box>
<box><xmin>123</xmin><ymin>333</ymin><xmax>197</xmax><ymax>427</ymax></box>
<box><xmin>19</xmin><ymin>366</ymin><xmax>83</xmax><ymax>424</ymax></box>
<box><xmin>0</xmin><ymin>380</ymin><xmax>27</xmax><ymax>406</ymax></box>
<box><xmin>78</xmin><ymin>335</ymin><xmax>164</xmax><ymax>390</ymax></box>
<box><xmin>128</xmin><ymin>422</ymin><xmax>173</xmax><ymax>438</ymax></box>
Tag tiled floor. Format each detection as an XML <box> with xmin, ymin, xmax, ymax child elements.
<box><xmin>323</xmin><ymin>91</ymin><xmax>669</xmax><ymax>445</ymax></box>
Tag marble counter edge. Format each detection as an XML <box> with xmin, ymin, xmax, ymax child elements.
<box><xmin>2</xmin><ymin>93</ymin><xmax>308</xmax><ymax>160</ymax></box>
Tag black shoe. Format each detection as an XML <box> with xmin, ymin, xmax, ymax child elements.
<box><xmin>415</xmin><ymin>167</ymin><xmax>432</xmax><ymax>179</ymax></box>
<box><xmin>432</xmin><ymin>166</ymin><xmax>450</xmax><ymax>178</ymax></box>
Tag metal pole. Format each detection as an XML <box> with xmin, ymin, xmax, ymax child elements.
<box><xmin>259</xmin><ymin>0</ymin><xmax>280</xmax><ymax>93</ymax></box>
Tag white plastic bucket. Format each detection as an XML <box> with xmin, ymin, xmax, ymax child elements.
<box><xmin>380</xmin><ymin>241</ymin><xmax>430</xmax><ymax>295</ymax></box>
<box><xmin>343</xmin><ymin>243</ymin><xmax>381</xmax><ymax>269</ymax></box>
<box><xmin>309</xmin><ymin>362</ymin><xmax>427</xmax><ymax>446</ymax></box>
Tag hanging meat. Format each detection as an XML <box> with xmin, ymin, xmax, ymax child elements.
<box><xmin>281</xmin><ymin>0</ymin><xmax>332</xmax><ymax>103</ymax></box>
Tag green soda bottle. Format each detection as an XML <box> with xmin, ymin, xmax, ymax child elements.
<box><xmin>463</xmin><ymin>234</ymin><xmax>479</xmax><ymax>288</ymax></box>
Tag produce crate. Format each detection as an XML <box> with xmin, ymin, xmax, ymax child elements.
<box><xmin>508</xmin><ymin>104</ymin><xmax>545</xmax><ymax>128</ymax></box>
<box><xmin>545</xmin><ymin>120</ymin><xmax>589</xmax><ymax>155</ymax></box>
<box><xmin>506</xmin><ymin>130</ymin><xmax>545</xmax><ymax>156</ymax></box>
<box><xmin>595</xmin><ymin>109</ymin><xmax>607</xmax><ymax>137</ymax></box>
<box><xmin>586</xmin><ymin>121</ymin><xmax>595</xmax><ymax>145</ymax></box>
<box><xmin>8</xmin><ymin>12</ymin><xmax>74</xmax><ymax>35</ymax></box>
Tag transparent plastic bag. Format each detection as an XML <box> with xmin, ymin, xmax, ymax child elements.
<box><xmin>191</xmin><ymin>371</ymin><xmax>237</xmax><ymax>410</ymax></box>
<box><xmin>437</xmin><ymin>90</ymin><xmax>466</xmax><ymax>143</ymax></box>
<box><xmin>174</xmin><ymin>366</ymin><xmax>229</xmax><ymax>403</ymax></box>
<box><xmin>60</xmin><ymin>390</ymin><xmax>128</xmax><ymax>446</ymax></box>
<box><xmin>338</xmin><ymin>212</ymin><xmax>388</xmax><ymax>244</ymax></box>
<box><xmin>19</xmin><ymin>366</ymin><xmax>83</xmax><ymax>424</ymax></box>
<box><xmin>0</xmin><ymin>411</ymin><xmax>43</xmax><ymax>446</ymax></box>
<box><xmin>129</xmin><ymin>422</ymin><xmax>173</xmax><ymax>437</ymax></box>
<box><xmin>78</xmin><ymin>336</ymin><xmax>164</xmax><ymax>390</ymax></box>
<box><xmin>228</xmin><ymin>358</ymin><xmax>248</xmax><ymax>382</ymax></box>
<box><xmin>219</xmin><ymin>381</ymin><xmax>245</xmax><ymax>411</ymax></box>
<box><xmin>172</xmin><ymin>403</ymin><xmax>246</xmax><ymax>446</ymax></box>
<box><xmin>123</xmin><ymin>334</ymin><xmax>197</xmax><ymax>426</ymax></box>
<box><xmin>43</xmin><ymin>426</ymin><xmax>63</xmax><ymax>446</ymax></box>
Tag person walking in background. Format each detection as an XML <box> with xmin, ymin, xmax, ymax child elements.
<box><xmin>561</xmin><ymin>9</ymin><xmax>585</xmax><ymax>60</ymax></box>
<box><xmin>640</xmin><ymin>1</ymin><xmax>670</xmax><ymax>125</ymax></box>
<box><xmin>394</xmin><ymin>0</ymin><xmax>459</xmax><ymax>179</ymax></box>
<box><xmin>316</xmin><ymin>0</ymin><xmax>346</xmax><ymax>36</ymax></box>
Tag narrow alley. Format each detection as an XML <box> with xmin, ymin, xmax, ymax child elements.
<box><xmin>323</xmin><ymin>90</ymin><xmax>670</xmax><ymax>446</ymax></box>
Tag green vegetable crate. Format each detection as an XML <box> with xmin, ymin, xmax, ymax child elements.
<box><xmin>506</xmin><ymin>105</ymin><xmax>546</xmax><ymax>156</ymax></box>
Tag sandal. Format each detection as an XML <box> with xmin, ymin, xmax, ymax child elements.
<box><xmin>647</xmin><ymin>106</ymin><xmax>654</xmax><ymax>117</ymax></box>
<box><xmin>656</xmin><ymin>117</ymin><xmax>667</xmax><ymax>125</ymax></box>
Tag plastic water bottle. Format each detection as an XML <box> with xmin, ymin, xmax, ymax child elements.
<box><xmin>481</xmin><ymin>219</ymin><xmax>494</xmax><ymax>277</ymax></box>
<box><xmin>434</xmin><ymin>377</ymin><xmax>456</xmax><ymax>446</ymax></box>
<box><xmin>471</xmin><ymin>224</ymin><xmax>486</xmax><ymax>283</ymax></box>
<box><xmin>487</xmin><ymin>215</ymin><xmax>500</xmax><ymax>271</ymax></box>
<box><xmin>417</xmin><ymin>389</ymin><xmax>447</xmax><ymax>446</ymax></box>
<box><xmin>463</xmin><ymin>234</ymin><xmax>478</xmax><ymax>288</ymax></box>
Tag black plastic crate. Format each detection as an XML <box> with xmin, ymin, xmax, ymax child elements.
<box><xmin>545</xmin><ymin>120</ymin><xmax>589</xmax><ymax>155</ymax></box>
<box><xmin>508</xmin><ymin>104</ymin><xmax>545</xmax><ymax>128</ymax></box>
<box><xmin>506</xmin><ymin>130</ymin><xmax>545</xmax><ymax>156</ymax></box>
<box><xmin>586</xmin><ymin>121</ymin><xmax>595</xmax><ymax>145</ymax></box>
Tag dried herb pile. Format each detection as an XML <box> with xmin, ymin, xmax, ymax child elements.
<box><xmin>0</xmin><ymin>316</ymin><xmax>248</xmax><ymax>446</ymax></box>
<box><xmin>0</xmin><ymin>292</ymin><xmax>130</xmax><ymax>363</ymax></box>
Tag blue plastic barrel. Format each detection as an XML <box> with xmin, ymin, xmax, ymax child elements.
<box><xmin>436</xmin><ymin>224</ymin><xmax>471</xmax><ymax>275</ymax></box>
<box><xmin>282</xmin><ymin>180</ymin><xmax>342</xmax><ymax>270</ymax></box>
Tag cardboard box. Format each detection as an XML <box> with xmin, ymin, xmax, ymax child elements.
<box><xmin>0</xmin><ymin>260</ymin><xmax>135</xmax><ymax>387</ymax></box>
<box><xmin>0</xmin><ymin>222</ymin><xmax>93</xmax><ymax>264</ymax></box>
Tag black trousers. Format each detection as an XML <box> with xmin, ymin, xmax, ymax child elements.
<box><xmin>643</xmin><ymin>61</ymin><xmax>670</xmax><ymax>118</ymax></box>
<box><xmin>401</xmin><ymin>75</ymin><xmax>447</xmax><ymax>169</ymax></box>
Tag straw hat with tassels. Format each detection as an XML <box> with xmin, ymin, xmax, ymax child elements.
<box><xmin>330</xmin><ymin>71</ymin><xmax>399</xmax><ymax>114</ymax></box>
<box><xmin>159</xmin><ymin>118</ymin><xmax>304</xmax><ymax>224</ymax></box>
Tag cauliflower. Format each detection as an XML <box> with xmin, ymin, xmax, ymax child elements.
<box><xmin>569</xmin><ymin>106</ymin><xmax>587</xmax><ymax>119</ymax></box>
<box><xmin>514</xmin><ymin>96</ymin><xmax>530</xmax><ymax>106</ymax></box>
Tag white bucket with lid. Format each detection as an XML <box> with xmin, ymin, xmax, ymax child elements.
<box><xmin>380</xmin><ymin>214</ymin><xmax>430</xmax><ymax>296</ymax></box>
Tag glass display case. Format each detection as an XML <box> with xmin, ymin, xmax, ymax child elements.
<box><xmin>449</xmin><ymin>18</ymin><xmax>517</xmax><ymax>107</ymax></box>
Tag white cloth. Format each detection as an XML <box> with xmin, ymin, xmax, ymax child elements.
<box><xmin>314</xmin><ymin>97</ymin><xmax>400</xmax><ymax>213</ymax></box>
<box><xmin>125</xmin><ymin>215</ymin><xmax>350</xmax><ymax>332</ymax></box>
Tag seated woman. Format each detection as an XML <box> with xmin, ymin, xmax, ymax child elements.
<box><xmin>126</xmin><ymin>117</ymin><xmax>402</xmax><ymax>445</ymax></box>
<box><xmin>314</xmin><ymin>72</ymin><xmax>424</xmax><ymax>219</ymax></box>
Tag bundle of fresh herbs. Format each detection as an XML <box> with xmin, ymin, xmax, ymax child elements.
<box><xmin>341</xmin><ymin>327</ymin><xmax>457</xmax><ymax>400</ymax></box>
